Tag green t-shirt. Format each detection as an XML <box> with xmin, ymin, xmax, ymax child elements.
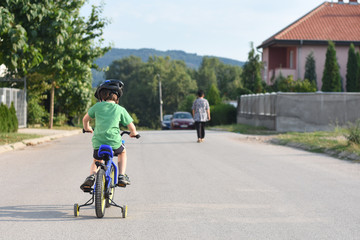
<box><xmin>88</xmin><ymin>101</ymin><xmax>133</xmax><ymax>149</ymax></box>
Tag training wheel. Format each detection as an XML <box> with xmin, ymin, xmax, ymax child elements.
<box><xmin>122</xmin><ymin>205</ymin><xmax>127</xmax><ymax>218</ymax></box>
<box><xmin>74</xmin><ymin>203</ymin><xmax>79</xmax><ymax>217</ymax></box>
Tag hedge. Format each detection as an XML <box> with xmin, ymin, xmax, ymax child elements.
<box><xmin>209</xmin><ymin>103</ymin><xmax>237</xmax><ymax>126</ymax></box>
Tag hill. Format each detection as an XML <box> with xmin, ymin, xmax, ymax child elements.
<box><xmin>92</xmin><ymin>48</ymin><xmax>245</xmax><ymax>86</ymax></box>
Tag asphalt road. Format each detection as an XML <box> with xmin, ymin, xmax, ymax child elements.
<box><xmin>1</xmin><ymin>130</ymin><xmax>360</xmax><ymax>240</ymax></box>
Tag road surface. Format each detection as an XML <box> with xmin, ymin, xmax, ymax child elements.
<box><xmin>1</xmin><ymin>130</ymin><xmax>360</xmax><ymax>239</ymax></box>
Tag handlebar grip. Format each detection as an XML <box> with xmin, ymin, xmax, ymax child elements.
<box><xmin>120</xmin><ymin>131</ymin><xmax>141</xmax><ymax>139</ymax></box>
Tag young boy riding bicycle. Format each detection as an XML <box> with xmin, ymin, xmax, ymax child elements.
<box><xmin>80</xmin><ymin>80</ymin><xmax>138</xmax><ymax>191</ymax></box>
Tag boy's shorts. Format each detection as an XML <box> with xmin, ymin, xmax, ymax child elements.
<box><xmin>93</xmin><ymin>145</ymin><xmax>125</xmax><ymax>160</ymax></box>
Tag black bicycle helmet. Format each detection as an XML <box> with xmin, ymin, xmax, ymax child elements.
<box><xmin>94</xmin><ymin>79</ymin><xmax>124</xmax><ymax>100</ymax></box>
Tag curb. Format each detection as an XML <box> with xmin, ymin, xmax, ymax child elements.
<box><xmin>0</xmin><ymin>129</ymin><xmax>82</xmax><ymax>154</ymax></box>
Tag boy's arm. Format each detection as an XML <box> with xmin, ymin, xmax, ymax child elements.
<box><xmin>127</xmin><ymin>122</ymin><xmax>138</xmax><ymax>137</ymax></box>
<box><xmin>83</xmin><ymin>113</ymin><xmax>93</xmax><ymax>133</ymax></box>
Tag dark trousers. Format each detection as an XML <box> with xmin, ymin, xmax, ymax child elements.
<box><xmin>195</xmin><ymin>121</ymin><xmax>206</xmax><ymax>139</ymax></box>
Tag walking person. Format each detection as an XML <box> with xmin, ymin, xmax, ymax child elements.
<box><xmin>192</xmin><ymin>90</ymin><xmax>210</xmax><ymax>143</ymax></box>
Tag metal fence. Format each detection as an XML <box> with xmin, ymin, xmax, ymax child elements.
<box><xmin>0</xmin><ymin>88</ymin><xmax>27</xmax><ymax>128</ymax></box>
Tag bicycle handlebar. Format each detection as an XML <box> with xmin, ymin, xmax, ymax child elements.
<box><xmin>121</xmin><ymin>131</ymin><xmax>141</xmax><ymax>139</ymax></box>
<box><xmin>82</xmin><ymin>129</ymin><xmax>140</xmax><ymax>139</ymax></box>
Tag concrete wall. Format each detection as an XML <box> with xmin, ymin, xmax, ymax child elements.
<box><xmin>237</xmin><ymin>92</ymin><xmax>360</xmax><ymax>132</ymax></box>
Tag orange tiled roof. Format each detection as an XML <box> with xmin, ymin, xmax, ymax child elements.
<box><xmin>260</xmin><ymin>2</ymin><xmax>360</xmax><ymax>46</ymax></box>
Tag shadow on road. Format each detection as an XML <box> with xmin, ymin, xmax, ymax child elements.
<box><xmin>0</xmin><ymin>205</ymin><xmax>95</xmax><ymax>222</ymax></box>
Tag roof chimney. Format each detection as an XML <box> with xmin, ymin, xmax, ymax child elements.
<box><xmin>349</xmin><ymin>0</ymin><xmax>358</xmax><ymax>4</ymax></box>
<box><xmin>338</xmin><ymin>0</ymin><xmax>344</xmax><ymax>3</ymax></box>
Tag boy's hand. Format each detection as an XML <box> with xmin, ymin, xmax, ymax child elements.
<box><xmin>129</xmin><ymin>131</ymin><xmax>139</xmax><ymax>138</ymax></box>
<box><xmin>84</xmin><ymin>127</ymin><xmax>93</xmax><ymax>133</ymax></box>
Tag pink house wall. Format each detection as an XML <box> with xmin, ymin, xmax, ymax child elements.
<box><xmin>262</xmin><ymin>44</ymin><xmax>359</xmax><ymax>91</ymax></box>
<box><xmin>298</xmin><ymin>45</ymin><xmax>353</xmax><ymax>90</ymax></box>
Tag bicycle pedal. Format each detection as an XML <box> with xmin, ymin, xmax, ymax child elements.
<box><xmin>82</xmin><ymin>187</ymin><xmax>93</xmax><ymax>193</ymax></box>
<box><xmin>117</xmin><ymin>183</ymin><xmax>126</xmax><ymax>188</ymax></box>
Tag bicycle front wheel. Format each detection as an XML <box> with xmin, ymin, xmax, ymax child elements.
<box><xmin>95</xmin><ymin>169</ymin><xmax>106</xmax><ymax>218</ymax></box>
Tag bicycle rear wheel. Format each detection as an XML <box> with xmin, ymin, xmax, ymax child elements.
<box><xmin>106</xmin><ymin>166</ymin><xmax>115</xmax><ymax>208</ymax></box>
<box><xmin>95</xmin><ymin>169</ymin><xmax>106</xmax><ymax>218</ymax></box>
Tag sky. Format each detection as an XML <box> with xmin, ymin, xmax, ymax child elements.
<box><xmin>80</xmin><ymin>0</ymin><xmax>346</xmax><ymax>62</ymax></box>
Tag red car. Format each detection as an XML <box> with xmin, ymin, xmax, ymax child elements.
<box><xmin>171</xmin><ymin>112</ymin><xmax>195</xmax><ymax>130</ymax></box>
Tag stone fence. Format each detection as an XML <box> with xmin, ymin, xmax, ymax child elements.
<box><xmin>237</xmin><ymin>92</ymin><xmax>360</xmax><ymax>132</ymax></box>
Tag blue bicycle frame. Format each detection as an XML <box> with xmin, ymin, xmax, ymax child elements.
<box><xmin>97</xmin><ymin>144</ymin><xmax>118</xmax><ymax>187</ymax></box>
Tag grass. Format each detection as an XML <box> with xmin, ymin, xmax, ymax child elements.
<box><xmin>209</xmin><ymin>123</ymin><xmax>277</xmax><ymax>135</ymax></box>
<box><xmin>0</xmin><ymin>132</ymin><xmax>41</xmax><ymax>145</ymax></box>
<box><xmin>211</xmin><ymin>124</ymin><xmax>360</xmax><ymax>160</ymax></box>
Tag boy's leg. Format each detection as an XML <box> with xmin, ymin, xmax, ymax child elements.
<box><xmin>117</xmin><ymin>149</ymin><xmax>131</xmax><ymax>186</ymax></box>
<box><xmin>80</xmin><ymin>159</ymin><xmax>99</xmax><ymax>191</ymax></box>
<box><xmin>117</xmin><ymin>150</ymin><xmax>127</xmax><ymax>175</ymax></box>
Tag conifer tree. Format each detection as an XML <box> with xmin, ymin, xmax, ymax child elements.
<box><xmin>304</xmin><ymin>51</ymin><xmax>317</xmax><ymax>89</ymax></box>
<box><xmin>357</xmin><ymin>52</ymin><xmax>360</xmax><ymax>91</ymax></box>
<box><xmin>346</xmin><ymin>43</ymin><xmax>358</xmax><ymax>92</ymax></box>
<box><xmin>207</xmin><ymin>84</ymin><xmax>221</xmax><ymax>106</ymax></box>
<box><xmin>241</xmin><ymin>42</ymin><xmax>263</xmax><ymax>93</ymax></box>
<box><xmin>9</xmin><ymin>102</ymin><xmax>18</xmax><ymax>132</ymax></box>
<box><xmin>321</xmin><ymin>41</ymin><xmax>342</xmax><ymax>92</ymax></box>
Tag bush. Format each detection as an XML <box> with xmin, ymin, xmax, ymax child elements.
<box><xmin>345</xmin><ymin>120</ymin><xmax>360</xmax><ymax>145</ymax></box>
<box><xmin>0</xmin><ymin>103</ymin><xmax>18</xmax><ymax>133</ymax></box>
<box><xmin>209</xmin><ymin>103</ymin><xmax>237</xmax><ymax>126</ymax></box>
<box><xmin>272</xmin><ymin>74</ymin><xmax>317</xmax><ymax>92</ymax></box>
<box><xmin>53</xmin><ymin>113</ymin><xmax>68</xmax><ymax>126</ymax></box>
<box><xmin>27</xmin><ymin>97</ymin><xmax>49</xmax><ymax>125</ymax></box>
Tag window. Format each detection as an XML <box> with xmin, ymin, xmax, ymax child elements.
<box><xmin>289</xmin><ymin>50</ymin><xmax>294</xmax><ymax>69</ymax></box>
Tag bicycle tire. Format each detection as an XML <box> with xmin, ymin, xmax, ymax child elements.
<box><xmin>106</xmin><ymin>166</ymin><xmax>115</xmax><ymax>208</ymax></box>
<box><xmin>95</xmin><ymin>169</ymin><xmax>106</xmax><ymax>218</ymax></box>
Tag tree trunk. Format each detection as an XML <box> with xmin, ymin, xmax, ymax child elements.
<box><xmin>49</xmin><ymin>81</ymin><xmax>55</xmax><ymax>129</ymax></box>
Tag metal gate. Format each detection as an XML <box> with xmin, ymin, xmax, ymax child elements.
<box><xmin>0</xmin><ymin>88</ymin><xmax>27</xmax><ymax>128</ymax></box>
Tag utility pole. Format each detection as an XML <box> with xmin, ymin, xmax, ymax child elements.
<box><xmin>158</xmin><ymin>74</ymin><xmax>163</xmax><ymax>123</ymax></box>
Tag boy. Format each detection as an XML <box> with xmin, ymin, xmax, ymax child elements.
<box><xmin>80</xmin><ymin>80</ymin><xmax>138</xmax><ymax>191</ymax></box>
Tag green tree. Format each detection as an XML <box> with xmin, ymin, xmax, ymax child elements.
<box><xmin>321</xmin><ymin>41</ymin><xmax>342</xmax><ymax>92</ymax></box>
<box><xmin>241</xmin><ymin>43</ymin><xmax>263</xmax><ymax>93</ymax></box>
<box><xmin>196</xmin><ymin>57</ymin><xmax>242</xmax><ymax>99</ymax></box>
<box><xmin>0</xmin><ymin>1</ymin><xmax>110</xmax><ymax>128</ymax></box>
<box><xmin>207</xmin><ymin>84</ymin><xmax>221</xmax><ymax>106</ymax></box>
<box><xmin>346</xmin><ymin>43</ymin><xmax>358</xmax><ymax>92</ymax></box>
<box><xmin>357</xmin><ymin>52</ymin><xmax>360</xmax><ymax>91</ymax></box>
<box><xmin>179</xmin><ymin>94</ymin><xmax>196</xmax><ymax>113</ymax></box>
<box><xmin>196</xmin><ymin>57</ymin><xmax>218</xmax><ymax>92</ymax></box>
<box><xmin>106</xmin><ymin>56</ymin><xmax>197</xmax><ymax>128</ymax></box>
<box><xmin>304</xmin><ymin>51</ymin><xmax>317</xmax><ymax>88</ymax></box>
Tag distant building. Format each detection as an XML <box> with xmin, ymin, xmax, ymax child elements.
<box><xmin>257</xmin><ymin>0</ymin><xmax>360</xmax><ymax>90</ymax></box>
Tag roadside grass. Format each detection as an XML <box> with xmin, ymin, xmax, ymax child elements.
<box><xmin>209</xmin><ymin>123</ymin><xmax>277</xmax><ymax>135</ymax></box>
<box><xmin>211</xmin><ymin>124</ymin><xmax>360</xmax><ymax>160</ymax></box>
<box><xmin>0</xmin><ymin>133</ymin><xmax>41</xmax><ymax>145</ymax></box>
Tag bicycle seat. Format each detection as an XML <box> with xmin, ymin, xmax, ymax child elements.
<box><xmin>98</xmin><ymin>145</ymin><xmax>113</xmax><ymax>159</ymax></box>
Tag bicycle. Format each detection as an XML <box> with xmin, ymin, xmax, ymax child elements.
<box><xmin>74</xmin><ymin>130</ymin><xmax>140</xmax><ymax>218</ymax></box>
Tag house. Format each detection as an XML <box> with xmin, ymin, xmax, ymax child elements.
<box><xmin>257</xmin><ymin>0</ymin><xmax>360</xmax><ymax>90</ymax></box>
